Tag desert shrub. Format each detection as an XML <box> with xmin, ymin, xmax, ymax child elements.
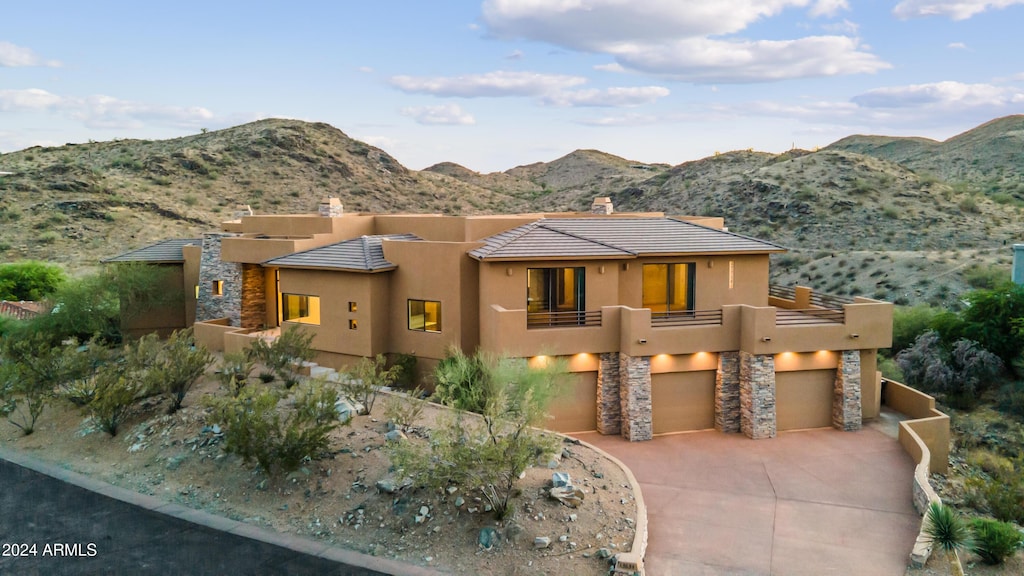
<box><xmin>391</xmin><ymin>353</ymin><xmax>418</xmax><ymax>388</ymax></box>
<box><xmin>997</xmin><ymin>381</ymin><xmax>1024</xmax><ymax>418</ymax></box>
<box><xmin>209</xmin><ymin>380</ymin><xmax>341</xmax><ymax>477</ymax></box>
<box><xmin>433</xmin><ymin>347</ymin><xmax>488</xmax><ymax>413</ymax></box>
<box><xmin>984</xmin><ymin>467</ymin><xmax>1024</xmax><ymax>525</ymax></box>
<box><xmin>923</xmin><ymin>502</ymin><xmax>972</xmax><ymax>576</ymax></box>
<box><xmin>56</xmin><ymin>339</ymin><xmax>114</xmax><ymax>407</ymax></box>
<box><xmin>246</xmin><ymin>326</ymin><xmax>315</xmax><ymax>388</ymax></box>
<box><xmin>970</xmin><ymin>518</ymin><xmax>1024</xmax><ymax>565</ymax></box>
<box><xmin>146</xmin><ymin>328</ymin><xmax>213</xmax><ymax>413</ymax></box>
<box><xmin>217</xmin><ymin>352</ymin><xmax>255</xmax><ymax>397</ymax></box>
<box><xmin>0</xmin><ymin>330</ymin><xmax>81</xmax><ymax>434</ymax></box>
<box><xmin>339</xmin><ymin>353</ymin><xmax>401</xmax><ymax>415</ymax></box>
<box><xmin>963</xmin><ymin>264</ymin><xmax>1010</xmax><ymax>290</ymax></box>
<box><xmin>391</xmin><ymin>353</ymin><xmax>565</xmax><ymax>519</ymax></box>
<box><xmin>896</xmin><ymin>332</ymin><xmax>1003</xmax><ymax>409</ymax></box>
<box><xmin>967</xmin><ymin>450</ymin><xmax>1015</xmax><ymax>476</ymax></box>
<box><xmin>87</xmin><ymin>366</ymin><xmax>139</xmax><ymax>437</ymax></box>
<box><xmin>383</xmin><ymin>386</ymin><xmax>426</xmax><ymax>432</ymax></box>
<box><xmin>0</xmin><ymin>260</ymin><xmax>66</xmax><ymax>301</ymax></box>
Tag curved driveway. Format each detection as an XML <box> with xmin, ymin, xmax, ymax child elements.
<box><xmin>577</xmin><ymin>426</ymin><xmax>920</xmax><ymax>576</ymax></box>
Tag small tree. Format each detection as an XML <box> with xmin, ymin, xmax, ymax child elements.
<box><xmin>391</xmin><ymin>353</ymin><xmax>564</xmax><ymax>519</ymax></box>
<box><xmin>433</xmin><ymin>346</ymin><xmax>487</xmax><ymax>413</ymax></box>
<box><xmin>0</xmin><ymin>260</ymin><xmax>66</xmax><ymax>301</ymax></box>
<box><xmin>0</xmin><ymin>330</ymin><xmax>77</xmax><ymax>434</ymax></box>
<box><xmin>922</xmin><ymin>502</ymin><xmax>971</xmax><ymax>576</ymax></box>
<box><xmin>87</xmin><ymin>367</ymin><xmax>138</xmax><ymax>437</ymax></box>
<box><xmin>247</xmin><ymin>326</ymin><xmax>315</xmax><ymax>388</ymax></box>
<box><xmin>340</xmin><ymin>353</ymin><xmax>401</xmax><ymax>415</ymax></box>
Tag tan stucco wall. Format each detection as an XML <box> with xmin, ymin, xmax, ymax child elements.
<box><xmin>183</xmin><ymin>245</ymin><xmax>201</xmax><ymax>326</ymax></box>
<box><xmin>277</xmin><ymin>269</ymin><xmax>379</xmax><ymax>358</ymax></box>
<box><xmin>547</xmin><ymin>371</ymin><xmax>598</xmax><ymax>433</ymax></box>
<box><xmin>384</xmin><ymin>241</ymin><xmax>481</xmax><ymax>360</ymax></box>
<box><xmin>618</xmin><ymin>254</ymin><xmax>770</xmax><ymax>310</ymax></box>
<box><xmin>861</xmin><ymin>349</ymin><xmax>880</xmax><ymax>419</ymax></box>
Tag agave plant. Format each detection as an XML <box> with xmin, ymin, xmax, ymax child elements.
<box><xmin>923</xmin><ymin>501</ymin><xmax>972</xmax><ymax>576</ymax></box>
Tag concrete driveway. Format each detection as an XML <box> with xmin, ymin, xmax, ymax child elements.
<box><xmin>577</xmin><ymin>427</ymin><xmax>920</xmax><ymax>576</ymax></box>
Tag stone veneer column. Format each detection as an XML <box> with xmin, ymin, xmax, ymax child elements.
<box><xmin>739</xmin><ymin>351</ymin><xmax>776</xmax><ymax>439</ymax></box>
<box><xmin>833</xmin><ymin>350</ymin><xmax>863</xmax><ymax>431</ymax></box>
<box><xmin>596</xmin><ymin>352</ymin><xmax>621</xmax><ymax>435</ymax></box>
<box><xmin>196</xmin><ymin>233</ymin><xmax>243</xmax><ymax>326</ymax></box>
<box><xmin>618</xmin><ymin>353</ymin><xmax>652</xmax><ymax>442</ymax></box>
<box><xmin>239</xmin><ymin>264</ymin><xmax>267</xmax><ymax>330</ymax></box>
<box><xmin>715</xmin><ymin>351</ymin><xmax>741</xmax><ymax>433</ymax></box>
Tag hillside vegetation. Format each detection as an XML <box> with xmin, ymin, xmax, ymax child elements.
<box><xmin>2</xmin><ymin>116</ymin><xmax>1022</xmax><ymax>305</ymax></box>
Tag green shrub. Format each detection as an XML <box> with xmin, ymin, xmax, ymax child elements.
<box><xmin>209</xmin><ymin>380</ymin><xmax>341</xmax><ymax>477</ymax></box>
<box><xmin>984</xmin><ymin>467</ymin><xmax>1024</xmax><ymax>525</ymax></box>
<box><xmin>0</xmin><ymin>331</ymin><xmax>80</xmax><ymax>434</ymax></box>
<box><xmin>35</xmin><ymin>231</ymin><xmax>59</xmax><ymax>245</ymax></box>
<box><xmin>0</xmin><ymin>260</ymin><xmax>66</xmax><ymax>301</ymax></box>
<box><xmin>963</xmin><ymin>264</ymin><xmax>1011</xmax><ymax>290</ymax></box>
<box><xmin>433</xmin><ymin>347</ymin><xmax>488</xmax><ymax>413</ymax></box>
<box><xmin>392</xmin><ymin>353</ymin><xmax>417</xmax><ymax>388</ymax></box>
<box><xmin>339</xmin><ymin>353</ymin><xmax>401</xmax><ymax>416</ymax></box>
<box><xmin>959</xmin><ymin>196</ymin><xmax>979</xmax><ymax>213</ymax></box>
<box><xmin>217</xmin><ymin>352</ymin><xmax>255</xmax><ymax>396</ymax></box>
<box><xmin>87</xmin><ymin>367</ymin><xmax>138</xmax><ymax>437</ymax></box>
<box><xmin>246</xmin><ymin>327</ymin><xmax>315</xmax><ymax>388</ymax></box>
<box><xmin>890</xmin><ymin>304</ymin><xmax>942</xmax><ymax>355</ymax></box>
<box><xmin>147</xmin><ymin>328</ymin><xmax>213</xmax><ymax>413</ymax></box>
<box><xmin>383</xmin><ymin>387</ymin><xmax>426</xmax><ymax>432</ymax></box>
<box><xmin>971</xmin><ymin>518</ymin><xmax>1023</xmax><ymax>564</ymax></box>
<box><xmin>998</xmin><ymin>381</ymin><xmax>1024</xmax><ymax>418</ymax></box>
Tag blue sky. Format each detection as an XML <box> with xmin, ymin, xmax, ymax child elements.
<box><xmin>3</xmin><ymin>1</ymin><xmax>1023</xmax><ymax>172</ymax></box>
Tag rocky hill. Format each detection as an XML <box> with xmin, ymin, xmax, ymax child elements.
<box><xmin>1</xmin><ymin>116</ymin><xmax>1021</xmax><ymax>306</ymax></box>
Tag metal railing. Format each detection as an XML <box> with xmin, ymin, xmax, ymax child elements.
<box><xmin>651</xmin><ymin>309</ymin><xmax>723</xmax><ymax>327</ymax></box>
<box><xmin>526</xmin><ymin>310</ymin><xmax>602</xmax><ymax>329</ymax></box>
<box><xmin>768</xmin><ymin>284</ymin><xmax>854</xmax><ymax>309</ymax></box>
<box><xmin>776</xmin><ymin>308</ymin><xmax>845</xmax><ymax>325</ymax></box>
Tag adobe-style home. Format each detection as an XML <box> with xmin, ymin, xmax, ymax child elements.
<box><xmin>107</xmin><ymin>197</ymin><xmax>893</xmax><ymax>442</ymax></box>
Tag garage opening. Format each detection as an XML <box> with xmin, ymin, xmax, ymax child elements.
<box><xmin>652</xmin><ymin>371</ymin><xmax>716</xmax><ymax>434</ymax></box>
<box><xmin>776</xmin><ymin>369</ymin><xmax>834</xmax><ymax>431</ymax></box>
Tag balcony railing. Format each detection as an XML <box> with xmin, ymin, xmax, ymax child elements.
<box><xmin>776</xmin><ymin>308</ymin><xmax>845</xmax><ymax>325</ymax></box>
<box><xmin>769</xmin><ymin>284</ymin><xmax>854</xmax><ymax>309</ymax></box>
<box><xmin>526</xmin><ymin>310</ymin><xmax>603</xmax><ymax>329</ymax></box>
<box><xmin>651</xmin><ymin>309</ymin><xmax>724</xmax><ymax>327</ymax></box>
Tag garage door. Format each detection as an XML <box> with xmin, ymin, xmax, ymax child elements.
<box><xmin>776</xmin><ymin>369</ymin><xmax>835</xmax><ymax>431</ymax></box>
<box><xmin>652</xmin><ymin>371</ymin><xmax>716</xmax><ymax>434</ymax></box>
<box><xmin>547</xmin><ymin>371</ymin><xmax>597</xmax><ymax>433</ymax></box>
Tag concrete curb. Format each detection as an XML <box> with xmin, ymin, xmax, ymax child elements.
<box><xmin>0</xmin><ymin>445</ymin><xmax>448</xmax><ymax>576</ymax></box>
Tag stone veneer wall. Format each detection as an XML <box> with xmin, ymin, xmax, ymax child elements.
<box><xmin>715</xmin><ymin>351</ymin><xmax>741</xmax><ymax>433</ymax></box>
<box><xmin>196</xmin><ymin>234</ymin><xmax>242</xmax><ymax>327</ymax></box>
<box><xmin>597</xmin><ymin>352</ymin><xmax>621</xmax><ymax>435</ymax></box>
<box><xmin>619</xmin><ymin>353</ymin><xmax>652</xmax><ymax>442</ymax></box>
<box><xmin>240</xmin><ymin>264</ymin><xmax>267</xmax><ymax>330</ymax></box>
<box><xmin>739</xmin><ymin>351</ymin><xmax>776</xmax><ymax>439</ymax></box>
<box><xmin>833</xmin><ymin>350</ymin><xmax>863</xmax><ymax>431</ymax></box>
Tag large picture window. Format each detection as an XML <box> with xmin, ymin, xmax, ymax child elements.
<box><xmin>527</xmin><ymin>267</ymin><xmax>585</xmax><ymax>313</ymax></box>
<box><xmin>408</xmin><ymin>299</ymin><xmax>442</xmax><ymax>333</ymax></box>
<box><xmin>643</xmin><ymin>263</ymin><xmax>695</xmax><ymax>313</ymax></box>
<box><xmin>281</xmin><ymin>293</ymin><xmax>320</xmax><ymax>325</ymax></box>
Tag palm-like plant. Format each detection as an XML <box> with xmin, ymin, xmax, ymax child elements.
<box><xmin>923</xmin><ymin>501</ymin><xmax>972</xmax><ymax>576</ymax></box>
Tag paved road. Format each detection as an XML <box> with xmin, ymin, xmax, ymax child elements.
<box><xmin>0</xmin><ymin>458</ymin><xmax>388</xmax><ymax>576</ymax></box>
<box><xmin>578</xmin><ymin>426</ymin><xmax>921</xmax><ymax>576</ymax></box>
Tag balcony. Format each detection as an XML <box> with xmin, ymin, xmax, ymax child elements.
<box><xmin>527</xmin><ymin>310</ymin><xmax>603</xmax><ymax>329</ymax></box>
<box><xmin>651</xmin><ymin>309</ymin><xmax>724</xmax><ymax>327</ymax></box>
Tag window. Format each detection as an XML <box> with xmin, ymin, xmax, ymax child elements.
<box><xmin>349</xmin><ymin>319</ymin><xmax>358</xmax><ymax>330</ymax></box>
<box><xmin>527</xmin><ymin>267</ymin><xmax>585</xmax><ymax>313</ymax></box>
<box><xmin>212</xmin><ymin>280</ymin><xmax>224</xmax><ymax>296</ymax></box>
<box><xmin>408</xmin><ymin>299</ymin><xmax>441</xmax><ymax>332</ymax></box>
<box><xmin>281</xmin><ymin>294</ymin><xmax>320</xmax><ymax>325</ymax></box>
<box><xmin>348</xmin><ymin>302</ymin><xmax>358</xmax><ymax>312</ymax></box>
<box><xmin>643</xmin><ymin>263</ymin><xmax>695</xmax><ymax>313</ymax></box>
<box><xmin>728</xmin><ymin>260</ymin><xmax>735</xmax><ymax>290</ymax></box>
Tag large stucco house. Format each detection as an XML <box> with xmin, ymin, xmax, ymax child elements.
<box><xmin>106</xmin><ymin>198</ymin><xmax>893</xmax><ymax>442</ymax></box>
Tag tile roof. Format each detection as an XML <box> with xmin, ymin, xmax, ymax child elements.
<box><xmin>102</xmin><ymin>238</ymin><xmax>201</xmax><ymax>263</ymax></box>
<box><xmin>469</xmin><ymin>217</ymin><xmax>784</xmax><ymax>261</ymax></box>
<box><xmin>263</xmin><ymin>234</ymin><xmax>421</xmax><ymax>271</ymax></box>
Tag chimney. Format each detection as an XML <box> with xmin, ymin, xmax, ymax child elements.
<box><xmin>1014</xmin><ymin>244</ymin><xmax>1024</xmax><ymax>285</ymax></box>
<box><xmin>591</xmin><ymin>197</ymin><xmax>614</xmax><ymax>215</ymax></box>
<box><xmin>232</xmin><ymin>205</ymin><xmax>254</xmax><ymax>220</ymax></box>
<box><xmin>319</xmin><ymin>197</ymin><xmax>344</xmax><ymax>218</ymax></box>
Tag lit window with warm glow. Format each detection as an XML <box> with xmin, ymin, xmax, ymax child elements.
<box><xmin>643</xmin><ymin>263</ymin><xmax>695</xmax><ymax>312</ymax></box>
<box><xmin>281</xmin><ymin>293</ymin><xmax>321</xmax><ymax>325</ymax></box>
<box><xmin>212</xmin><ymin>280</ymin><xmax>224</xmax><ymax>296</ymax></box>
<box><xmin>408</xmin><ymin>299</ymin><xmax>441</xmax><ymax>333</ymax></box>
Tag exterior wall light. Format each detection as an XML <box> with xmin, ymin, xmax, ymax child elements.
<box><xmin>637</xmin><ymin>338</ymin><xmax>647</xmax><ymax>344</ymax></box>
<box><xmin>761</xmin><ymin>336</ymin><xmax>772</xmax><ymax>342</ymax></box>
<box><xmin>850</xmin><ymin>333</ymin><xmax>860</xmax><ymax>339</ymax></box>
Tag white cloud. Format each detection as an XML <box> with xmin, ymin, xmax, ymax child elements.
<box><xmin>0</xmin><ymin>41</ymin><xmax>61</xmax><ymax>67</ymax></box>
<box><xmin>480</xmin><ymin>0</ymin><xmax>886</xmax><ymax>82</ymax></box>
<box><xmin>821</xmin><ymin>19</ymin><xmax>859</xmax><ymax>34</ymax></box>
<box><xmin>893</xmin><ymin>0</ymin><xmax>1024</xmax><ymax>20</ymax></box>
<box><xmin>809</xmin><ymin>0</ymin><xmax>849</xmax><ymax>17</ymax></box>
<box><xmin>948</xmin><ymin>42</ymin><xmax>968</xmax><ymax>49</ymax></box>
<box><xmin>542</xmin><ymin>86</ymin><xmax>670</xmax><ymax>107</ymax></box>
<box><xmin>505</xmin><ymin>49</ymin><xmax>524</xmax><ymax>60</ymax></box>
<box><xmin>852</xmin><ymin>80</ymin><xmax>1024</xmax><ymax>109</ymax></box>
<box><xmin>390</xmin><ymin>70</ymin><xmax>586</xmax><ymax>97</ymax></box>
<box><xmin>593</xmin><ymin>62</ymin><xmax>626</xmax><ymax>73</ymax></box>
<box><xmin>613</xmin><ymin>36</ymin><xmax>888</xmax><ymax>83</ymax></box>
<box><xmin>0</xmin><ymin>88</ymin><xmax>215</xmax><ymax>130</ymax></box>
<box><xmin>400</xmin><ymin>104</ymin><xmax>476</xmax><ymax>125</ymax></box>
